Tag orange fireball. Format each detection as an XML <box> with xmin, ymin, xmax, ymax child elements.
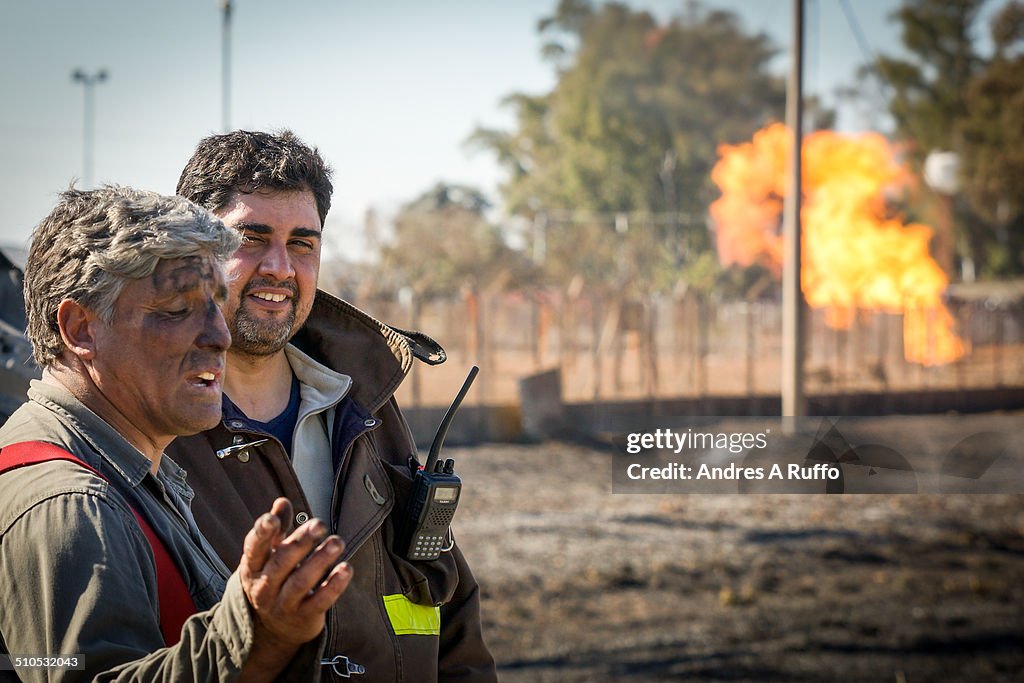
<box><xmin>710</xmin><ymin>123</ymin><xmax>965</xmax><ymax>366</ymax></box>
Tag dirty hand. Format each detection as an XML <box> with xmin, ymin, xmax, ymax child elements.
<box><xmin>239</xmin><ymin>497</ymin><xmax>353</xmax><ymax>648</ymax></box>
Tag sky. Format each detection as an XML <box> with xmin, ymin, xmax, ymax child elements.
<box><xmin>0</xmin><ymin>1</ymin><xmax>1005</xmax><ymax>261</ymax></box>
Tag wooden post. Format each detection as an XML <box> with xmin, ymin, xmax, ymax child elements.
<box><xmin>645</xmin><ymin>297</ymin><xmax>659</xmax><ymax>400</ymax></box>
<box><xmin>697</xmin><ymin>294</ymin><xmax>708</xmax><ymax>396</ymax></box>
<box><xmin>745</xmin><ymin>302</ymin><xmax>756</xmax><ymax>395</ymax></box>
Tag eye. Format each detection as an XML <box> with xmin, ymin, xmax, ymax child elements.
<box><xmin>289</xmin><ymin>239</ymin><xmax>315</xmax><ymax>252</ymax></box>
<box><xmin>241</xmin><ymin>233</ymin><xmax>264</xmax><ymax>245</ymax></box>
<box><xmin>161</xmin><ymin>305</ymin><xmax>191</xmax><ymax>319</ymax></box>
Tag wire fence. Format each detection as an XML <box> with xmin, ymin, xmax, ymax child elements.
<box><xmin>338</xmin><ymin>284</ymin><xmax>1024</xmax><ymax>408</ymax></box>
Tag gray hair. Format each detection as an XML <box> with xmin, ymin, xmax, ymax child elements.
<box><xmin>24</xmin><ymin>185</ymin><xmax>241</xmax><ymax>368</ymax></box>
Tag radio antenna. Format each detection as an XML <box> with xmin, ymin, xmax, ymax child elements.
<box><xmin>425</xmin><ymin>366</ymin><xmax>479</xmax><ymax>472</ymax></box>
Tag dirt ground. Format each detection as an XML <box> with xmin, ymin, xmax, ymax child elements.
<box><xmin>450</xmin><ymin>439</ymin><xmax>1024</xmax><ymax>682</ymax></box>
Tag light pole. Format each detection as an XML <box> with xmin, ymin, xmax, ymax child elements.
<box><xmin>219</xmin><ymin>0</ymin><xmax>232</xmax><ymax>132</ymax></box>
<box><xmin>781</xmin><ymin>0</ymin><xmax>805</xmax><ymax>417</ymax></box>
<box><xmin>71</xmin><ymin>68</ymin><xmax>108</xmax><ymax>189</ymax></box>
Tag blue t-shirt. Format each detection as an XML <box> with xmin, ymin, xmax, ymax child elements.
<box><xmin>225</xmin><ymin>375</ymin><xmax>301</xmax><ymax>459</ymax></box>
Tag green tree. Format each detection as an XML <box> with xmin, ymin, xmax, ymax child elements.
<box><xmin>378</xmin><ymin>182</ymin><xmax>530</xmax><ymax>300</ymax></box>
<box><xmin>469</xmin><ymin>0</ymin><xmax>792</xmax><ymax>293</ymax></box>
<box><xmin>957</xmin><ymin>1</ymin><xmax>1024</xmax><ymax>273</ymax></box>
<box><xmin>874</xmin><ymin>0</ymin><xmax>986</xmax><ymax>157</ymax></box>
<box><xmin>871</xmin><ymin>0</ymin><xmax>1024</xmax><ymax>276</ymax></box>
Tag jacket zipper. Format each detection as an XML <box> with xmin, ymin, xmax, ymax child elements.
<box><xmin>329</xmin><ymin>419</ymin><xmax>382</xmax><ymax>553</ymax></box>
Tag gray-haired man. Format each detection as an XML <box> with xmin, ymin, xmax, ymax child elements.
<box><xmin>0</xmin><ymin>186</ymin><xmax>352</xmax><ymax>682</ymax></box>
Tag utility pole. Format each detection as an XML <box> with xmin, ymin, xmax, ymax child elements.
<box><xmin>71</xmin><ymin>69</ymin><xmax>108</xmax><ymax>189</ymax></box>
<box><xmin>219</xmin><ymin>0</ymin><xmax>233</xmax><ymax>132</ymax></box>
<box><xmin>781</xmin><ymin>0</ymin><xmax>806</xmax><ymax>417</ymax></box>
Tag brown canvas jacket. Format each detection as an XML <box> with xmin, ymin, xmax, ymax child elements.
<box><xmin>167</xmin><ymin>290</ymin><xmax>497</xmax><ymax>683</ymax></box>
<box><xmin>0</xmin><ymin>380</ymin><xmax>323</xmax><ymax>682</ymax></box>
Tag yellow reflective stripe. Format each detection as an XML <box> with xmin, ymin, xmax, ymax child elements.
<box><xmin>382</xmin><ymin>594</ymin><xmax>440</xmax><ymax>636</ymax></box>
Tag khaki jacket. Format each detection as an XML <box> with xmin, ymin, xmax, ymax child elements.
<box><xmin>167</xmin><ymin>290</ymin><xmax>497</xmax><ymax>683</ymax></box>
<box><xmin>0</xmin><ymin>380</ymin><xmax>323</xmax><ymax>682</ymax></box>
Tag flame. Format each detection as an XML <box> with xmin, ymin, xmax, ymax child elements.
<box><xmin>710</xmin><ymin>123</ymin><xmax>965</xmax><ymax>366</ymax></box>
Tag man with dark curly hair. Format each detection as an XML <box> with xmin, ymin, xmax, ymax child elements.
<box><xmin>170</xmin><ymin>130</ymin><xmax>496</xmax><ymax>682</ymax></box>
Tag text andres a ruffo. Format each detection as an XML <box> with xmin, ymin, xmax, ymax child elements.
<box><xmin>626</xmin><ymin>462</ymin><xmax>840</xmax><ymax>480</ymax></box>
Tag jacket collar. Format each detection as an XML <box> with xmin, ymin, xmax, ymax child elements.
<box><xmin>290</xmin><ymin>290</ymin><xmax>446</xmax><ymax>412</ymax></box>
<box><xmin>218</xmin><ymin>343</ymin><xmax>353</xmax><ymax>433</ymax></box>
<box><xmin>284</xmin><ymin>343</ymin><xmax>352</xmax><ymax>419</ymax></box>
<box><xmin>19</xmin><ymin>379</ymin><xmax>190</xmax><ymax>492</ymax></box>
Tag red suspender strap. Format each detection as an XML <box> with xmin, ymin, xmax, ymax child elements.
<box><xmin>0</xmin><ymin>441</ymin><xmax>197</xmax><ymax>646</ymax></box>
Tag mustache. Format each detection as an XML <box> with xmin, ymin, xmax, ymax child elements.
<box><xmin>184</xmin><ymin>354</ymin><xmax>225</xmax><ymax>374</ymax></box>
<box><xmin>241</xmin><ymin>278</ymin><xmax>298</xmax><ymax>299</ymax></box>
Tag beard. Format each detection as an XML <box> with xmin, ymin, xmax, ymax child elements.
<box><xmin>229</xmin><ymin>278</ymin><xmax>299</xmax><ymax>356</ymax></box>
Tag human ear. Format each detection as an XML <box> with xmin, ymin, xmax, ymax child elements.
<box><xmin>56</xmin><ymin>299</ymin><xmax>98</xmax><ymax>361</ymax></box>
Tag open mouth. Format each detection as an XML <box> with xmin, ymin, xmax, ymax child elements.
<box><xmin>193</xmin><ymin>371</ymin><xmax>218</xmax><ymax>388</ymax></box>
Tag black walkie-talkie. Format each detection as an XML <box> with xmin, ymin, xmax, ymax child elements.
<box><xmin>400</xmin><ymin>366</ymin><xmax>478</xmax><ymax>561</ymax></box>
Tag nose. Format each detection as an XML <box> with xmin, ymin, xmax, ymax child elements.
<box><xmin>198</xmin><ymin>299</ymin><xmax>232</xmax><ymax>352</ymax></box>
<box><xmin>257</xmin><ymin>240</ymin><xmax>296</xmax><ymax>282</ymax></box>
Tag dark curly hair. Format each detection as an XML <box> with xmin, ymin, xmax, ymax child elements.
<box><xmin>176</xmin><ymin>129</ymin><xmax>333</xmax><ymax>226</ymax></box>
